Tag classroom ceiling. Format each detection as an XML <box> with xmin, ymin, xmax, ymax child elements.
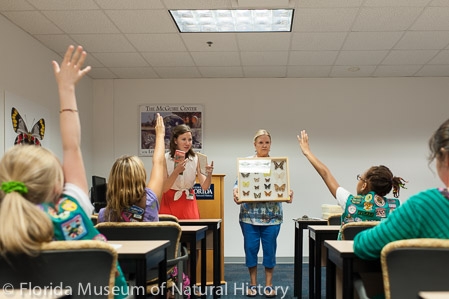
<box><xmin>2</xmin><ymin>0</ymin><xmax>449</xmax><ymax>79</ymax></box>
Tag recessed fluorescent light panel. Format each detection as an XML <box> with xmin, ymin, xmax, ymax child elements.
<box><xmin>169</xmin><ymin>9</ymin><xmax>294</xmax><ymax>33</ymax></box>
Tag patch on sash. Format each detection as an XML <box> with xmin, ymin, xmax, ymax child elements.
<box><xmin>364</xmin><ymin>194</ymin><xmax>373</xmax><ymax>202</ymax></box>
<box><xmin>61</xmin><ymin>214</ymin><xmax>87</xmax><ymax>240</ymax></box>
<box><xmin>363</xmin><ymin>201</ymin><xmax>373</xmax><ymax>211</ymax></box>
<box><xmin>374</xmin><ymin>195</ymin><xmax>385</xmax><ymax>207</ymax></box>
<box><xmin>121</xmin><ymin>205</ymin><xmax>145</xmax><ymax>222</ymax></box>
<box><xmin>61</xmin><ymin>199</ymin><xmax>78</xmax><ymax>212</ymax></box>
<box><xmin>375</xmin><ymin>208</ymin><xmax>386</xmax><ymax>217</ymax></box>
<box><xmin>357</xmin><ymin>210</ymin><xmax>374</xmax><ymax>217</ymax></box>
<box><xmin>347</xmin><ymin>204</ymin><xmax>357</xmax><ymax>214</ymax></box>
<box><xmin>351</xmin><ymin>196</ymin><xmax>362</xmax><ymax>204</ymax></box>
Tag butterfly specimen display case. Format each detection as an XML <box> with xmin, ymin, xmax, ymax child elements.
<box><xmin>237</xmin><ymin>157</ymin><xmax>290</xmax><ymax>202</ymax></box>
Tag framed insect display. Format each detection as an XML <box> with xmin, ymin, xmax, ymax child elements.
<box><xmin>237</xmin><ymin>157</ymin><xmax>290</xmax><ymax>202</ymax></box>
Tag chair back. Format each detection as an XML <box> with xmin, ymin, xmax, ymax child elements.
<box><xmin>327</xmin><ymin>213</ymin><xmax>342</xmax><ymax>225</ymax></box>
<box><xmin>340</xmin><ymin>221</ymin><xmax>379</xmax><ymax>240</ymax></box>
<box><xmin>0</xmin><ymin>240</ymin><xmax>117</xmax><ymax>299</ymax></box>
<box><xmin>158</xmin><ymin>214</ymin><xmax>179</xmax><ymax>223</ymax></box>
<box><xmin>381</xmin><ymin>238</ymin><xmax>449</xmax><ymax>299</ymax></box>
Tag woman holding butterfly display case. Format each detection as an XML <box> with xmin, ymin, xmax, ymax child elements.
<box><xmin>159</xmin><ymin>124</ymin><xmax>214</xmax><ymax>219</ymax></box>
<box><xmin>233</xmin><ymin>129</ymin><xmax>293</xmax><ymax>298</ymax></box>
<box><xmin>297</xmin><ymin>130</ymin><xmax>407</xmax><ymax>239</ymax></box>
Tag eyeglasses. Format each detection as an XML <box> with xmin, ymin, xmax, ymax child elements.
<box><xmin>357</xmin><ymin>174</ymin><xmax>367</xmax><ymax>182</ymax></box>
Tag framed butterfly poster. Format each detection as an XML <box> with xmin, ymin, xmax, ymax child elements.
<box><xmin>237</xmin><ymin>157</ymin><xmax>290</xmax><ymax>202</ymax></box>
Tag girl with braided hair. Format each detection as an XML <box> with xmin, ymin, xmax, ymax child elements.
<box><xmin>297</xmin><ymin>130</ymin><xmax>407</xmax><ymax>240</ymax></box>
<box><xmin>353</xmin><ymin>118</ymin><xmax>449</xmax><ymax>260</ymax></box>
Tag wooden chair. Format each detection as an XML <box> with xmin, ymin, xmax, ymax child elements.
<box><xmin>327</xmin><ymin>213</ymin><xmax>342</xmax><ymax>225</ymax></box>
<box><xmin>381</xmin><ymin>238</ymin><xmax>449</xmax><ymax>299</ymax></box>
<box><xmin>340</xmin><ymin>221</ymin><xmax>380</xmax><ymax>240</ymax></box>
<box><xmin>95</xmin><ymin>221</ymin><xmax>188</xmax><ymax>299</ymax></box>
<box><xmin>0</xmin><ymin>240</ymin><xmax>118</xmax><ymax>299</ymax></box>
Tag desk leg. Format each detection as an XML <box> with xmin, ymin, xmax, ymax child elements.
<box><xmin>342</xmin><ymin>259</ymin><xmax>353</xmax><ymax>299</ymax></box>
<box><xmin>309</xmin><ymin>236</ymin><xmax>315</xmax><ymax>299</ymax></box>
<box><xmin>213</xmin><ymin>224</ymin><xmax>221</xmax><ymax>299</ymax></box>
<box><xmin>293</xmin><ymin>222</ymin><xmax>303</xmax><ymax>298</ymax></box>
<box><xmin>326</xmin><ymin>255</ymin><xmax>335</xmax><ymax>299</ymax></box>
<box><xmin>315</xmin><ymin>236</ymin><xmax>322</xmax><ymax>299</ymax></box>
<box><xmin>190</xmin><ymin>241</ymin><xmax>198</xmax><ymax>298</ymax></box>
<box><xmin>135</xmin><ymin>259</ymin><xmax>147</xmax><ymax>299</ymax></box>
<box><xmin>159</xmin><ymin>248</ymin><xmax>167</xmax><ymax>298</ymax></box>
<box><xmin>201</xmin><ymin>237</ymin><xmax>207</xmax><ymax>299</ymax></box>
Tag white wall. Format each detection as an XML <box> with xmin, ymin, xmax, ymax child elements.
<box><xmin>93</xmin><ymin>77</ymin><xmax>449</xmax><ymax>259</ymax></box>
<box><xmin>0</xmin><ymin>14</ymin><xmax>94</xmax><ymax>180</ymax></box>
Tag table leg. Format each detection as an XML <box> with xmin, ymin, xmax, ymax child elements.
<box><xmin>342</xmin><ymin>259</ymin><xmax>353</xmax><ymax>299</ymax></box>
<box><xmin>293</xmin><ymin>222</ymin><xmax>302</xmax><ymax>297</ymax></box>
<box><xmin>135</xmin><ymin>259</ymin><xmax>146</xmax><ymax>299</ymax></box>
<box><xmin>201</xmin><ymin>236</ymin><xmax>207</xmax><ymax>299</ymax></box>
<box><xmin>309</xmin><ymin>236</ymin><xmax>315</xmax><ymax>299</ymax></box>
<box><xmin>315</xmin><ymin>236</ymin><xmax>322</xmax><ymax>299</ymax></box>
<box><xmin>190</xmin><ymin>241</ymin><xmax>198</xmax><ymax>298</ymax></box>
<box><xmin>213</xmin><ymin>224</ymin><xmax>221</xmax><ymax>299</ymax></box>
<box><xmin>326</xmin><ymin>254</ymin><xmax>335</xmax><ymax>299</ymax></box>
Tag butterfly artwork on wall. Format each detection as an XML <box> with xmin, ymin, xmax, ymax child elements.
<box><xmin>274</xmin><ymin>183</ymin><xmax>286</xmax><ymax>192</ymax></box>
<box><xmin>243</xmin><ymin>190</ymin><xmax>250</xmax><ymax>196</ymax></box>
<box><xmin>273</xmin><ymin>160</ymin><xmax>285</xmax><ymax>170</ymax></box>
<box><xmin>11</xmin><ymin>107</ymin><xmax>45</xmax><ymax>146</ymax></box>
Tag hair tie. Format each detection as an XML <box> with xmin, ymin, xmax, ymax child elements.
<box><xmin>1</xmin><ymin>181</ymin><xmax>28</xmax><ymax>195</ymax></box>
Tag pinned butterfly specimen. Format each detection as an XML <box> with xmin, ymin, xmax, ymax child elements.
<box><xmin>11</xmin><ymin>107</ymin><xmax>45</xmax><ymax>146</ymax></box>
<box><xmin>274</xmin><ymin>172</ymin><xmax>285</xmax><ymax>180</ymax></box>
<box><xmin>273</xmin><ymin>160</ymin><xmax>285</xmax><ymax>170</ymax></box>
<box><xmin>264</xmin><ymin>191</ymin><xmax>272</xmax><ymax>197</ymax></box>
<box><xmin>243</xmin><ymin>190</ymin><xmax>250</xmax><ymax>196</ymax></box>
<box><xmin>254</xmin><ymin>185</ymin><xmax>260</xmax><ymax>190</ymax></box>
<box><xmin>263</xmin><ymin>172</ymin><xmax>271</xmax><ymax>177</ymax></box>
<box><xmin>277</xmin><ymin>193</ymin><xmax>284</xmax><ymax>198</ymax></box>
<box><xmin>254</xmin><ymin>193</ymin><xmax>261</xmax><ymax>199</ymax></box>
<box><xmin>264</xmin><ymin>183</ymin><xmax>271</xmax><ymax>190</ymax></box>
<box><xmin>242</xmin><ymin>181</ymin><xmax>250</xmax><ymax>187</ymax></box>
<box><xmin>274</xmin><ymin>183</ymin><xmax>286</xmax><ymax>192</ymax></box>
<box><xmin>254</xmin><ymin>177</ymin><xmax>260</xmax><ymax>182</ymax></box>
<box><xmin>265</xmin><ymin>178</ymin><xmax>270</xmax><ymax>182</ymax></box>
<box><xmin>241</xmin><ymin>173</ymin><xmax>250</xmax><ymax>178</ymax></box>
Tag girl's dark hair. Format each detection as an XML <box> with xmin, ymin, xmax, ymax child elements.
<box><xmin>169</xmin><ymin>124</ymin><xmax>195</xmax><ymax>158</ymax></box>
<box><xmin>428</xmin><ymin>118</ymin><xmax>449</xmax><ymax>164</ymax></box>
<box><xmin>365</xmin><ymin>165</ymin><xmax>407</xmax><ymax>198</ymax></box>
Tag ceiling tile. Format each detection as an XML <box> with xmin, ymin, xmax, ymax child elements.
<box><xmin>105</xmin><ymin>10</ymin><xmax>178</xmax><ymax>33</ymax></box>
<box><xmin>182</xmin><ymin>33</ymin><xmax>238</xmax><ymax>51</ymax></box>
<box><xmin>34</xmin><ymin>34</ymin><xmax>77</xmax><ymax>52</ymax></box>
<box><xmin>127</xmin><ymin>34</ymin><xmax>187</xmax><ymax>52</ymax></box>
<box><xmin>163</xmin><ymin>0</ymin><xmax>232</xmax><ymax>9</ymax></box>
<box><xmin>343</xmin><ymin>32</ymin><xmax>403</xmax><ymax>50</ymax></box>
<box><xmin>291</xmin><ymin>32</ymin><xmax>347</xmax><ymax>51</ymax></box>
<box><xmin>363</xmin><ymin>0</ymin><xmax>431</xmax><ymax>6</ymax></box>
<box><xmin>27</xmin><ymin>0</ymin><xmax>99</xmax><ymax>10</ymax></box>
<box><xmin>330</xmin><ymin>65</ymin><xmax>376</xmax><ymax>77</ymax></box>
<box><xmin>395</xmin><ymin>31</ymin><xmax>449</xmax><ymax>50</ymax></box>
<box><xmin>335</xmin><ymin>51</ymin><xmax>388</xmax><ymax>65</ymax></box>
<box><xmin>243</xmin><ymin>66</ymin><xmax>287</xmax><ymax>77</ymax></box>
<box><xmin>292</xmin><ymin>8</ymin><xmax>358</xmax><ymax>32</ymax></box>
<box><xmin>198</xmin><ymin>66</ymin><xmax>244</xmax><ymax>77</ymax></box>
<box><xmin>352</xmin><ymin>7</ymin><xmax>423</xmax><ymax>31</ymax></box>
<box><xmin>237</xmin><ymin>33</ymin><xmax>291</xmax><ymax>51</ymax></box>
<box><xmin>2</xmin><ymin>11</ymin><xmax>63</xmax><ymax>34</ymax></box>
<box><xmin>241</xmin><ymin>51</ymin><xmax>289</xmax><ymax>65</ymax></box>
<box><xmin>411</xmin><ymin>7</ymin><xmax>449</xmax><ymax>30</ymax></box>
<box><xmin>96</xmin><ymin>0</ymin><xmax>165</xmax><ymax>9</ymax></box>
<box><xmin>297</xmin><ymin>0</ymin><xmax>363</xmax><ymax>8</ymax></box>
<box><xmin>142</xmin><ymin>52</ymin><xmax>195</xmax><ymax>67</ymax></box>
<box><xmin>372</xmin><ymin>65</ymin><xmax>422</xmax><ymax>77</ymax></box>
<box><xmin>288</xmin><ymin>51</ymin><xmax>339</xmax><ymax>65</ymax></box>
<box><xmin>70</xmin><ymin>34</ymin><xmax>136</xmax><ymax>52</ymax></box>
<box><xmin>109</xmin><ymin>67</ymin><xmax>159</xmax><ymax>79</ymax></box>
<box><xmin>153</xmin><ymin>66</ymin><xmax>202</xmax><ymax>78</ymax></box>
<box><xmin>415</xmin><ymin>64</ymin><xmax>449</xmax><ymax>76</ymax></box>
<box><xmin>0</xmin><ymin>0</ymin><xmax>34</xmax><ymax>10</ymax></box>
<box><xmin>43</xmin><ymin>10</ymin><xmax>119</xmax><ymax>33</ymax></box>
<box><xmin>191</xmin><ymin>52</ymin><xmax>241</xmax><ymax>66</ymax></box>
<box><xmin>382</xmin><ymin>50</ymin><xmax>439</xmax><ymax>64</ymax></box>
<box><xmin>88</xmin><ymin>68</ymin><xmax>118</xmax><ymax>79</ymax></box>
<box><xmin>428</xmin><ymin>50</ymin><xmax>449</xmax><ymax>64</ymax></box>
<box><xmin>92</xmin><ymin>52</ymin><xmax>149</xmax><ymax>67</ymax></box>
<box><xmin>287</xmin><ymin>65</ymin><xmax>332</xmax><ymax>77</ymax></box>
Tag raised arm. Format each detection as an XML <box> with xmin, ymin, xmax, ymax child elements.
<box><xmin>52</xmin><ymin>45</ymin><xmax>91</xmax><ymax>195</ymax></box>
<box><xmin>147</xmin><ymin>113</ymin><xmax>166</xmax><ymax>203</ymax></box>
<box><xmin>297</xmin><ymin>130</ymin><xmax>340</xmax><ymax>198</ymax></box>
<box><xmin>198</xmin><ymin>160</ymin><xmax>214</xmax><ymax>190</ymax></box>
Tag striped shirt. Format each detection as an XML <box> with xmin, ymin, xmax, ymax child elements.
<box><xmin>353</xmin><ymin>188</ymin><xmax>449</xmax><ymax>260</ymax></box>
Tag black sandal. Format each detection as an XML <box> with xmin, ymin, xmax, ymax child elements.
<box><xmin>264</xmin><ymin>286</ymin><xmax>276</xmax><ymax>298</ymax></box>
<box><xmin>247</xmin><ymin>285</ymin><xmax>257</xmax><ymax>297</ymax></box>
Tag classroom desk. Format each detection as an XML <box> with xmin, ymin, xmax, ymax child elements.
<box><xmin>418</xmin><ymin>292</ymin><xmax>449</xmax><ymax>299</ymax></box>
<box><xmin>308</xmin><ymin>225</ymin><xmax>340</xmax><ymax>299</ymax></box>
<box><xmin>179</xmin><ymin>219</ymin><xmax>223</xmax><ymax>299</ymax></box>
<box><xmin>324</xmin><ymin>240</ymin><xmax>381</xmax><ymax>299</ymax></box>
<box><xmin>180</xmin><ymin>225</ymin><xmax>208</xmax><ymax>299</ymax></box>
<box><xmin>111</xmin><ymin>240</ymin><xmax>170</xmax><ymax>299</ymax></box>
<box><xmin>293</xmin><ymin>217</ymin><xmax>327</xmax><ymax>298</ymax></box>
